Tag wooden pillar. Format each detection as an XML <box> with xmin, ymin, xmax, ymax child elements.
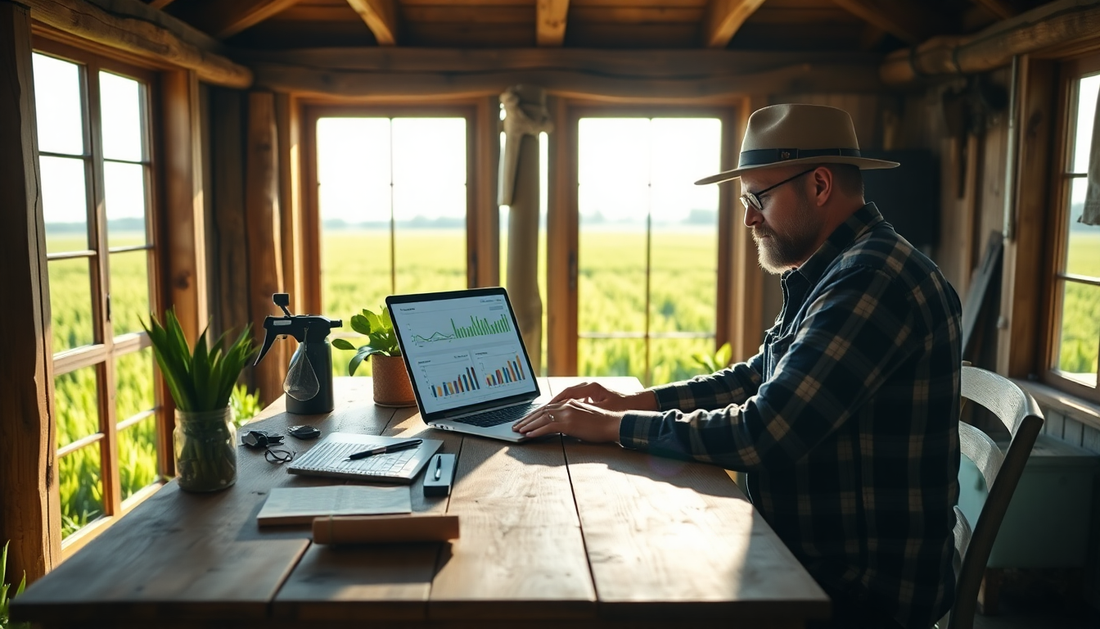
<box><xmin>726</xmin><ymin>97</ymin><xmax>767</xmax><ymax>363</ymax></box>
<box><xmin>547</xmin><ymin>95</ymin><xmax>577</xmax><ymax>375</ymax></box>
<box><xmin>470</xmin><ymin>94</ymin><xmax>501</xmax><ymax>288</ymax></box>
<box><xmin>0</xmin><ymin>0</ymin><xmax>61</xmax><ymax>582</ymax></box>
<box><xmin>275</xmin><ymin>93</ymin><xmax>303</xmax><ymax>307</ymax></box>
<box><xmin>246</xmin><ymin>91</ymin><xmax>286</xmax><ymax>405</ymax></box>
<box><xmin>500</xmin><ymin>85</ymin><xmax>552</xmax><ymax>371</ymax></box>
<box><xmin>161</xmin><ymin>70</ymin><xmax>208</xmax><ymax>342</ymax></box>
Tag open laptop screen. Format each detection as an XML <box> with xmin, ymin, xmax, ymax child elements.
<box><xmin>387</xmin><ymin>288</ymin><xmax>540</xmax><ymax>418</ymax></box>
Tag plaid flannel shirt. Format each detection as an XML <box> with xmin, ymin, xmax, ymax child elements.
<box><xmin>620</xmin><ymin>203</ymin><xmax>962</xmax><ymax>629</ymax></box>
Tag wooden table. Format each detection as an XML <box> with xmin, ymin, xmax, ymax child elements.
<box><xmin>14</xmin><ymin>377</ymin><xmax>830</xmax><ymax>628</ymax></box>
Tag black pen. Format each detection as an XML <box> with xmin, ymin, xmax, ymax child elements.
<box><xmin>346</xmin><ymin>439</ymin><xmax>423</xmax><ymax>460</ymax></box>
<box><xmin>433</xmin><ymin>455</ymin><xmax>443</xmax><ymax>480</ymax></box>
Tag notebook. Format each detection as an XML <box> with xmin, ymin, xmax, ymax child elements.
<box><xmin>386</xmin><ymin>287</ymin><xmax>546</xmax><ymax>442</ymax></box>
<box><xmin>256</xmin><ymin>485</ymin><xmax>411</xmax><ymax>526</ymax></box>
<box><xmin>287</xmin><ymin>432</ymin><xmax>442</xmax><ymax>483</ymax></box>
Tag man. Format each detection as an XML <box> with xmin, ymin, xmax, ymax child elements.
<box><xmin>514</xmin><ymin>103</ymin><xmax>962</xmax><ymax>629</ymax></box>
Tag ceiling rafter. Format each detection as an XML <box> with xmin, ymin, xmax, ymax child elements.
<box><xmin>703</xmin><ymin>0</ymin><xmax>767</xmax><ymax>49</ymax></box>
<box><xmin>973</xmin><ymin>0</ymin><xmax>1019</xmax><ymax>20</ymax></box>
<box><xmin>537</xmin><ymin>0</ymin><xmax>569</xmax><ymax>47</ymax></box>
<box><xmin>148</xmin><ymin>0</ymin><xmax>177</xmax><ymax>9</ymax></box>
<box><xmin>195</xmin><ymin>0</ymin><xmax>302</xmax><ymax>40</ymax></box>
<box><xmin>346</xmin><ymin>0</ymin><xmax>399</xmax><ymax>46</ymax></box>
<box><xmin>829</xmin><ymin>0</ymin><xmax>936</xmax><ymax>46</ymax></box>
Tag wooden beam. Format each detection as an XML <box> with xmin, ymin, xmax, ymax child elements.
<box><xmin>974</xmin><ymin>0</ymin><xmax>1019</xmax><ymax>21</ymax></box>
<box><xmin>148</xmin><ymin>0</ymin><xmax>176</xmax><ymax>8</ymax></box>
<box><xmin>275</xmin><ymin>93</ymin><xmax>303</xmax><ymax>316</ymax></box>
<box><xmin>192</xmin><ymin>0</ymin><xmax>303</xmax><ymax>40</ymax></box>
<box><xmin>998</xmin><ymin>56</ymin><xmax>1054</xmax><ymax>379</ymax></box>
<box><xmin>537</xmin><ymin>0</ymin><xmax>569</xmax><ymax>47</ymax></box>
<box><xmin>703</xmin><ymin>0</ymin><xmax>766</xmax><ymax>49</ymax></box>
<box><xmin>248</xmin><ymin>49</ymin><xmax>884</xmax><ymax>100</ymax></box>
<box><xmin>830</xmin><ymin>0</ymin><xmax>936</xmax><ymax>46</ymax></box>
<box><xmin>882</xmin><ymin>0</ymin><xmax>1100</xmax><ymax>84</ymax></box>
<box><xmin>160</xmin><ymin>70</ymin><xmax>208</xmax><ymax>344</ymax></box>
<box><xmin>245</xmin><ymin>92</ymin><xmax>287</xmax><ymax>406</ymax></box>
<box><xmin>22</xmin><ymin>0</ymin><xmax>251</xmax><ymax>87</ymax></box>
<box><xmin>0</xmin><ymin>0</ymin><xmax>61</xmax><ymax>583</ymax></box>
<box><xmin>345</xmin><ymin>0</ymin><xmax>398</xmax><ymax>46</ymax></box>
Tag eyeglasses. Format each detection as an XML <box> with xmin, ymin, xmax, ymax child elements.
<box><xmin>739</xmin><ymin>168</ymin><xmax>817</xmax><ymax>210</ymax></box>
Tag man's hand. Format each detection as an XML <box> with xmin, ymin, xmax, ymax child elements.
<box><xmin>511</xmin><ymin>382</ymin><xmax>658</xmax><ymax>442</ymax></box>
<box><xmin>541</xmin><ymin>381</ymin><xmax>659</xmax><ymax>413</ymax></box>
<box><xmin>511</xmin><ymin>399</ymin><xmax>624</xmax><ymax>442</ymax></box>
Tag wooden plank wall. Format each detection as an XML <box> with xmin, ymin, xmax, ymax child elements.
<box><xmin>0</xmin><ymin>0</ymin><xmax>61</xmax><ymax>582</ymax></box>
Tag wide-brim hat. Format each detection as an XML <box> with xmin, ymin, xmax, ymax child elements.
<box><xmin>695</xmin><ymin>103</ymin><xmax>899</xmax><ymax>186</ymax></box>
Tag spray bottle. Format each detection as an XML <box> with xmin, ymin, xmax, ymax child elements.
<box><xmin>255</xmin><ymin>293</ymin><xmax>343</xmax><ymax>414</ymax></box>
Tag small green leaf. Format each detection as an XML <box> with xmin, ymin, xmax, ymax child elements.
<box><xmin>332</xmin><ymin>338</ymin><xmax>355</xmax><ymax>350</ymax></box>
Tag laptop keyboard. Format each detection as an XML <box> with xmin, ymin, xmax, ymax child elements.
<box><xmin>453</xmin><ymin>403</ymin><xmax>539</xmax><ymax>427</ymax></box>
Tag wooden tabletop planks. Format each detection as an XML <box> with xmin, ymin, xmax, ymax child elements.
<box><xmin>15</xmin><ymin>377</ymin><xmax>829</xmax><ymax>628</ymax></box>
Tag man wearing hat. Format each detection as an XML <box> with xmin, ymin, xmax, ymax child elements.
<box><xmin>514</xmin><ymin>103</ymin><xmax>962</xmax><ymax>629</ymax></box>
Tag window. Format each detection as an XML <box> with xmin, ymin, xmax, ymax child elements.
<box><xmin>311</xmin><ymin>112</ymin><xmax>471</xmax><ymax>376</ymax></box>
<box><xmin>575</xmin><ymin>116</ymin><xmax>722</xmax><ymax>386</ymax></box>
<box><xmin>32</xmin><ymin>45</ymin><xmax>161</xmax><ymax>548</ymax></box>
<box><xmin>1048</xmin><ymin>55</ymin><xmax>1100</xmax><ymax>400</ymax></box>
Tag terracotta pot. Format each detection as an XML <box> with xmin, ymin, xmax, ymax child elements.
<box><xmin>371</xmin><ymin>354</ymin><xmax>416</xmax><ymax>408</ymax></box>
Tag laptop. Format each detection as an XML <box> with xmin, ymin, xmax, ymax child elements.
<box><xmin>386</xmin><ymin>287</ymin><xmax>546</xmax><ymax>442</ymax></box>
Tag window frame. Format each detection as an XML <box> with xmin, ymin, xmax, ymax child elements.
<box><xmin>1041</xmin><ymin>52</ymin><xmax>1100</xmax><ymax>404</ymax></box>
<box><xmin>31</xmin><ymin>37</ymin><xmax>166</xmax><ymax>557</ymax></box>
<box><xmin>550</xmin><ymin>101</ymin><xmax>742</xmax><ymax>381</ymax></box>
<box><xmin>301</xmin><ymin>102</ymin><xmax>490</xmax><ymax>315</ymax></box>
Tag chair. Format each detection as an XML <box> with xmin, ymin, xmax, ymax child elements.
<box><xmin>943</xmin><ymin>365</ymin><xmax>1044</xmax><ymax>629</ymax></box>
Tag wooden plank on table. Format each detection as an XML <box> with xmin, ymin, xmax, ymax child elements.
<box><xmin>548</xmin><ymin>377</ymin><xmax>829</xmax><ymax>624</ymax></box>
<box><xmin>14</xmin><ymin>378</ymin><xmax>396</xmax><ymax>626</ymax></box>
<box><xmin>565</xmin><ymin>442</ymin><xmax>829</xmax><ymax>623</ymax></box>
<box><xmin>273</xmin><ymin>388</ymin><xmax>461</xmax><ymax>623</ymax></box>
<box><xmin>428</xmin><ymin>382</ymin><xmax>596</xmax><ymax>620</ymax></box>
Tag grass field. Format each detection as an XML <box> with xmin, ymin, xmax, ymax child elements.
<box><xmin>43</xmin><ymin>228</ymin><xmax>1100</xmax><ymax>538</ymax></box>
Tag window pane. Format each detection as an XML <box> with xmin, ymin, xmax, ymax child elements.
<box><xmin>109</xmin><ymin>250</ymin><xmax>150</xmax><ymax>336</ymax></box>
<box><xmin>32</xmin><ymin>53</ymin><xmax>84</xmax><ymax>155</ymax></box>
<box><xmin>41</xmin><ymin>155</ymin><xmax>88</xmax><ymax>253</ymax></box>
<box><xmin>1067</xmin><ymin>178</ymin><xmax>1100</xmax><ymax>278</ymax></box>
<box><xmin>49</xmin><ymin>258</ymin><xmax>95</xmax><ymax>352</ymax></box>
<box><xmin>317</xmin><ymin>117</ymin><xmax>391</xmax><ymax>225</ymax></box>
<box><xmin>1055</xmin><ymin>280</ymin><xmax>1099</xmax><ymax>386</ymax></box>
<box><xmin>55</xmin><ymin>364</ymin><xmax>100</xmax><ymax>447</ymax></box>
<box><xmin>651</xmin><ymin>230</ymin><xmax>717</xmax><ymax>334</ymax></box>
<box><xmin>104</xmin><ymin>161</ymin><xmax>148</xmax><ymax>248</ymax></box>
<box><xmin>99</xmin><ymin>71</ymin><xmax>144</xmax><ymax>162</ymax></box>
<box><xmin>579</xmin><ymin>338</ymin><xmax>646</xmax><ymax>381</ymax></box>
<box><xmin>119</xmin><ymin>417</ymin><xmax>159</xmax><ymax>501</ymax></box>
<box><xmin>579</xmin><ymin>229</ymin><xmax>647</xmax><ymax>334</ymax></box>
<box><xmin>1072</xmin><ymin>73</ymin><xmax>1100</xmax><ymax>174</ymax></box>
<box><xmin>392</xmin><ymin>118</ymin><xmax>466</xmax><ymax>186</ymax></box>
<box><xmin>394</xmin><ymin>230</ymin><xmax>466</xmax><ymax>294</ymax></box>
<box><xmin>59</xmin><ymin>444</ymin><xmax>103</xmax><ymax>539</ymax></box>
<box><xmin>115</xmin><ymin>347</ymin><xmax>154</xmax><ymax>422</ymax></box>
<box><xmin>324</xmin><ymin>230</ymin><xmax>390</xmax><ymax>378</ymax></box>
<box><xmin>652</xmin><ymin>338</ymin><xmax>717</xmax><ymax>385</ymax></box>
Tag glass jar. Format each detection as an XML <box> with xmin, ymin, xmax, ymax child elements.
<box><xmin>173</xmin><ymin>407</ymin><xmax>237</xmax><ymax>492</ymax></box>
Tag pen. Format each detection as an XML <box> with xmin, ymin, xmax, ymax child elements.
<box><xmin>434</xmin><ymin>455</ymin><xmax>442</xmax><ymax>480</ymax></box>
<box><xmin>346</xmin><ymin>439</ymin><xmax>423</xmax><ymax>460</ymax></box>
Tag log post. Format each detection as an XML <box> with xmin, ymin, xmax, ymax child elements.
<box><xmin>0</xmin><ymin>0</ymin><xmax>61</xmax><ymax>582</ymax></box>
<box><xmin>499</xmin><ymin>85</ymin><xmax>553</xmax><ymax>371</ymax></box>
<box><xmin>246</xmin><ymin>91</ymin><xmax>286</xmax><ymax>405</ymax></box>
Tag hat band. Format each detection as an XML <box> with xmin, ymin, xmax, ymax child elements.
<box><xmin>739</xmin><ymin>147</ymin><xmax>863</xmax><ymax>167</ymax></box>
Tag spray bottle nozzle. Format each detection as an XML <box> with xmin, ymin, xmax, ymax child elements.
<box><xmin>273</xmin><ymin>292</ymin><xmax>292</xmax><ymax>317</ymax></box>
<box><xmin>254</xmin><ymin>293</ymin><xmax>342</xmax><ymax>366</ymax></box>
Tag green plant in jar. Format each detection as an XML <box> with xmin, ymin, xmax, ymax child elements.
<box><xmin>142</xmin><ymin>310</ymin><xmax>258</xmax><ymax>492</ymax></box>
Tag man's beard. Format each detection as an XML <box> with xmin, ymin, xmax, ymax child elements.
<box><xmin>751</xmin><ymin>193</ymin><xmax>823</xmax><ymax>274</ymax></box>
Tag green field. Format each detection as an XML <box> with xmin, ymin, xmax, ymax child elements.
<box><xmin>44</xmin><ymin>228</ymin><xmax>1100</xmax><ymax>539</ymax></box>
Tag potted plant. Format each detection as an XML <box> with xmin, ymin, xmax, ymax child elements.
<box><xmin>142</xmin><ymin>309</ymin><xmax>259</xmax><ymax>492</ymax></box>
<box><xmin>331</xmin><ymin>307</ymin><xmax>415</xmax><ymax>407</ymax></box>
